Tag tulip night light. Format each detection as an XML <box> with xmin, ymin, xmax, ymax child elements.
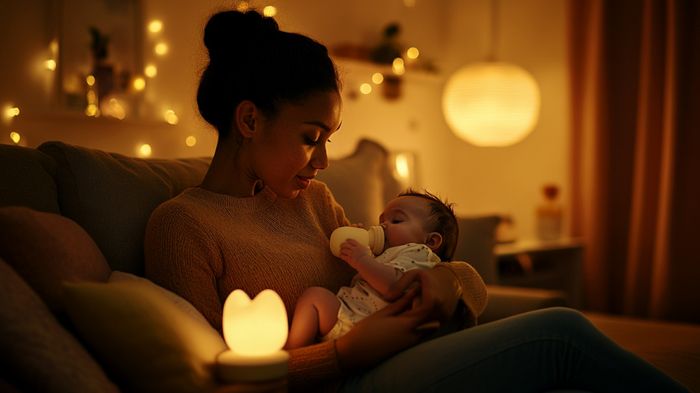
<box><xmin>216</xmin><ymin>289</ymin><xmax>289</xmax><ymax>383</ymax></box>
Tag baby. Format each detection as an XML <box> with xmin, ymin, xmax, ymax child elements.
<box><xmin>286</xmin><ymin>190</ymin><xmax>459</xmax><ymax>349</ymax></box>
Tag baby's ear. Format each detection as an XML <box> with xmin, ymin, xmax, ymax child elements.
<box><xmin>425</xmin><ymin>232</ymin><xmax>443</xmax><ymax>252</ymax></box>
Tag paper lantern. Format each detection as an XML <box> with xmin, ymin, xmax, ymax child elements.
<box><xmin>442</xmin><ymin>61</ymin><xmax>540</xmax><ymax>147</ymax></box>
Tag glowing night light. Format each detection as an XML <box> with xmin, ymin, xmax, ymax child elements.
<box><xmin>163</xmin><ymin>109</ymin><xmax>178</xmax><ymax>125</ymax></box>
<box><xmin>371</xmin><ymin>72</ymin><xmax>384</xmax><ymax>84</ymax></box>
<box><xmin>9</xmin><ymin>131</ymin><xmax>21</xmax><ymax>144</ymax></box>
<box><xmin>154</xmin><ymin>42</ymin><xmax>169</xmax><ymax>56</ymax></box>
<box><xmin>217</xmin><ymin>289</ymin><xmax>289</xmax><ymax>383</ymax></box>
<box><xmin>132</xmin><ymin>77</ymin><xmax>146</xmax><ymax>91</ymax></box>
<box><xmin>263</xmin><ymin>6</ymin><xmax>277</xmax><ymax>17</ymax></box>
<box><xmin>86</xmin><ymin>75</ymin><xmax>96</xmax><ymax>86</ymax></box>
<box><xmin>144</xmin><ymin>64</ymin><xmax>157</xmax><ymax>78</ymax></box>
<box><xmin>392</xmin><ymin>58</ymin><xmax>405</xmax><ymax>75</ymax></box>
<box><xmin>360</xmin><ymin>83</ymin><xmax>372</xmax><ymax>95</ymax></box>
<box><xmin>138</xmin><ymin>144</ymin><xmax>152</xmax><ymax>157</ymax></box>
<box><xmin>148</xmin><ymin>20</ymin><xmax>163</xmax><ymax>33</ymax></box>
<box><xmin>406</xmin><ymin>47</ymin><xmax>420</xmax><ymax>60</ymax></box>
<box><xmin>45</xmin><ymin>59</ymin><xmax>57</xmax><ymax>71</ymax></box>
<box><xmin>185</xmin><ymin>135</ymin><xmax>197</xmax><ymax>147</ymax></box>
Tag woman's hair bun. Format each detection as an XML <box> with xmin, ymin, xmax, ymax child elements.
<box><xmin>203</xmin><ymin>10</ymin><xmax>279</xmax><ymax>63</ymax></box>
<box><xmin>198</xmin><ymin>9</ymin><xmax>339</xmax><ymax>137</ymax></box>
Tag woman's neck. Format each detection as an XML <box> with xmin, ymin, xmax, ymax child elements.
<box><xmin>200</xmin><ymin>138</ymin><xmax>260</xmax><ymax>197</ymax></box>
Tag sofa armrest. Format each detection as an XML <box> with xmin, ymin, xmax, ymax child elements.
<box><xmin>480</xmin><ymin>285</ymin><xmax>568</xmax><ymax>324</ymax></box>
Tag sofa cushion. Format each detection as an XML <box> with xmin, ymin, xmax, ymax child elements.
<box><xmin>453</xmin><ymin>215</ymin><xmax>501</xmax><ymax>284</ymax></box>
<box><xmin>62</xmin><ymin>272</ymin><xmax>227</xmax><ymax>393</ymax></box>
<box><xmin>0</xmin><ymin>206</ymin><xmax>111</xmax><ymax>317</ymax></box>
<box><xmin>38</xmin><ymin>141</ymin><xmax>210</xmax><ymax>274</ymax></box>
<box><xmin>317</xmin><ymin>139</ymin><xmax>402</xmax><ymax>225</ymax></box>
<box><xmin>0</xmin><ymin>143</ymin><xmax>60</xmax><ymax>213</ymax></box>
<box><xmin>0</xmin><ymin>258</ymin><xmax>119</xmax><ymax>393</ymax></box>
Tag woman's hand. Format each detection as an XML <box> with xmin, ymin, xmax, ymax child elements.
<box><xmin>384</xmin><ymin>266</ymin><xmax>462</xmax><ymax>324</ymax></box>
<box><xmin>334</xmin><ymin>287</ymin><xmax>431</xmax><ymax>371</ymax></box>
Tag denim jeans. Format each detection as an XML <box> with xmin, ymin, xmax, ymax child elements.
<box><xmin>338</xmin><ymin>307</ymin><xmax>689</xmax><ymax>393</ymax></box>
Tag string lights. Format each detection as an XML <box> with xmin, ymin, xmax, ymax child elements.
<box><xmin>4</xmin><ymin>4</ymin><xmax>282</xmax><ymax>153</ymax></box>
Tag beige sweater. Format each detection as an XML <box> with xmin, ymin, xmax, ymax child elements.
<box><xmin>144</xmin><ymin>181</ymin><xmax>487</xmax><ymax>391</ymax></box>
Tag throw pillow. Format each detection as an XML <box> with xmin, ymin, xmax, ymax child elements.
<box><xmin>0</xmin><ymin>206</ymin><xmax>112</xmax><ymax>317</ymax></box>
<box><xmin>62</xmin><ymin>274</ymin><xmax>227</xmax><ymax>393</ymax></box>
<box><xmin>38</xmin><ymin>141</ymin><xmax>211</xmax><ymax>275</ymax></box>
<box><xmin>0</xmin><ymin>258</ymin><xmax>118</xmax><ymax>393</ymax></box>
<box><xmin>0</xmin><ymin>143</ymin><xmax>60</xmax><ymax>213</ymax></box>
<box><xmin>109</xmin><ymin>271</ymin><xmax>211</xmax><ymax>326</ymax></box>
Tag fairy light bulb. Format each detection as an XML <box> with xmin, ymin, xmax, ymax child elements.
<box><xmin>392</xmin><ymin>58</ymin><xmax>405</xmax><ymax>75</ymax></box>
<box><xmin>360</xmin><ymin>83</ymin><xmax>372</xmax><ymax>95</ymax></box>
<box><xmin>163</xmin><ymin>109</ymin><xmax>178</xmax><ymax>125</ymax></box>
<box><xmin>132</xmin><ymin>77</ymin><xmax>146</xmax><ymax>91</ymax></box>
<box><xmin>137</xmin><ymin>144</ymin><xmax>152</xmax><ymax>157</ymax></box>
<box><xmin>144</xmin><ymin>64</ymin><xmax>157</xmax><ymax>78</ymax></box>
<box><xmin>10</xmin><ymin>131</ymin><xmax>21</xmax><ymax>144</ymax></box>
<box><xmin>4</xmin><ymin>106</ymin><xmax>20</xmax><ymax>119</ymax></box>
<box><xmin>263</xmin><ymin>6</ymin><xmax>277</xmax><ymax>17</ymax></box>
<box><xmin>154</xmin><ymin>42</ymin><xmax>168</xmax><ymax>56</ymax></box>
<box><xmin>45</xmin><ymin>59</ymin><xmax>56</xmax><ymax>71</ymax></box>
<box><xmin>148</xmin><ymin>20</ymin><xmax>163</xmax><ymax>33</ymax></box>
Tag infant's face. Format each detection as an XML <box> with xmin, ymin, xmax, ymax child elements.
<box><xmin>379</xmin><ymin>196</ymin><xmax>433</xmax><ymax>249</ymax></box>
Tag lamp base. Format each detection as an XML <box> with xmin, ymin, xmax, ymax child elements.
<box><xmin>216</xmin><ymin>350</ymin><xmax>289</xmax><ymax>383</ymax></box>
<box><xmin>215</xmin><ymin>377</ymin><xmax>287</xmax><ymax>393</ymax></box>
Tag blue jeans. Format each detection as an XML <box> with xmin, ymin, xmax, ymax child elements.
<box><xmin>338</xmin><ymin>307</ymin><xmax>689</xmax><ymax>393</ymax></box>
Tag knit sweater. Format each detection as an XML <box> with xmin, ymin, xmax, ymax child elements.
<box><xmin>144</xmin><ymin>180</ymin><xmax>487</xmax><ymax>391</ymax></box>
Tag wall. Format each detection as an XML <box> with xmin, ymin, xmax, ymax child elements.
<box><xmin>0</xmin><ymin>0</ymin><xmax>569</xmax><ymax>240</ymax></box>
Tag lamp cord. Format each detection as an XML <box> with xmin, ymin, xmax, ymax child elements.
<box><xmin>487</xmin><ymin>0</ymin><xmax>500</xmax><ymax>61</ymax></box>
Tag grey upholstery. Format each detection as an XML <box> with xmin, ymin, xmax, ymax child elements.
<box><xmin>453</xmin><ymin>215</ymin><xmax>501</xmax><ymax>284</ymax></box>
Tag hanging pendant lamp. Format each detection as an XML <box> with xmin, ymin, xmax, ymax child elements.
<box><xmin>442</xmin><ymin>0</ymin><xmax>540</xmax><ymax>147</ymax></box>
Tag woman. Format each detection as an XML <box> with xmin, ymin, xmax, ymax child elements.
<box><xmin>145</xmin><ymin>9</ymin><xmax>689</xmax><ymax>393</ymax></box>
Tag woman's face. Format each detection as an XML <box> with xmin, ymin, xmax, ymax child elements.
<box><xmin>250</xmin><ymin>90</ymin><xmax>342</xmax><ymax>198</ymax></box>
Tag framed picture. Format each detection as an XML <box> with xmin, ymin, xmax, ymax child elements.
<box><xmin>53</xmin><ymin>0</ymin><xmax>143</xmax><ymax>113</ymax></box>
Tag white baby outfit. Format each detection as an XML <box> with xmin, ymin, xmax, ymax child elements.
<box><xmin>322</xmin><ymin>243</ymin><xmax>441</xmax><ymax>340</ymax></box>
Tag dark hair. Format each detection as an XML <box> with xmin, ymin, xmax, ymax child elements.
<box><xmin>197</xmin><ymin>10</ymin><xmax>340</xmax><ymax>138</ymax></box>
<box><xmin>398</xmin><ymin>189</ymin><xmax>459</xmax><ymax>261</ymax></box>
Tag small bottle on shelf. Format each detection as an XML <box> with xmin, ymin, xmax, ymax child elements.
<box><xmin>536</xmin><ymin>184</ymin><xmax>563</xmax><ymax>241</ymax></box>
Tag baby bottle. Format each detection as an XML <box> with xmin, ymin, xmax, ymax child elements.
<box><xmin>329</xmin><ymin>226</ymin><xmax>385</xmax><ymax>257</ymax></box>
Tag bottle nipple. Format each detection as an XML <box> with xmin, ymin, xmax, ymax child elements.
<box><xmin>329</xmin><ymin>225</ymin><xmax>385</xmax><ymax>257</ymax></box>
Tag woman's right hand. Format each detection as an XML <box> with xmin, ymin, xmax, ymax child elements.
<box><xmin>334</xmin><ymin>286</ymin><xmax>432</xmax><ymax>372</ymax></box>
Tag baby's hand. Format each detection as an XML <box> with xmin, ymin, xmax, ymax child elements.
<box><xmin>339</xmin><ymin>239</ymin><xmax>372</xmax><ymax>265</ymax></box>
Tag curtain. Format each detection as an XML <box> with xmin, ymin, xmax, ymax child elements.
<box><xmin>568</xmin><ymin>0</ymin><xmax>700</xmax><ymax>323</ymax></box>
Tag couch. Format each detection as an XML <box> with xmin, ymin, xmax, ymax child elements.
<box><xmin>1</xmin><ymin>139</ymin><xmax>697</xmax><ymax>392</ymax></box>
